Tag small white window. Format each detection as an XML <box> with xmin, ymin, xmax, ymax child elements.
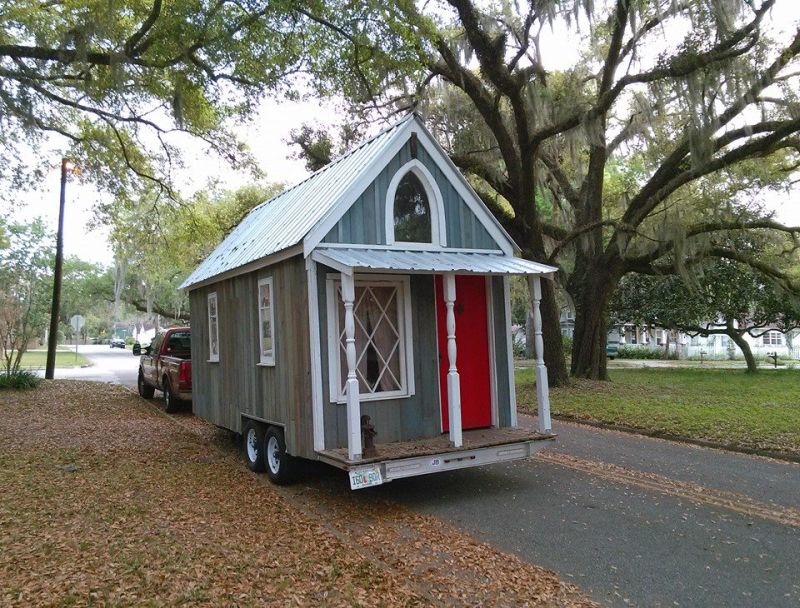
<box><xmin>763</xmin><ymin>331</ymin><xmax>783</xmax><ymax>346</ymax></box>
<box><xmin>258</xmin><ymin>277</ymin><xmax>276</xmax><ymax>365</ymax></box>
<box><xmin>207</xmin><ymin>292</ymin><xmax>219</xmax><ymax>362</ymax></box>
<box><xmin>326</xmin><ymin>275</ymin><xmax>414</xmax><ymax>403</ymax></box>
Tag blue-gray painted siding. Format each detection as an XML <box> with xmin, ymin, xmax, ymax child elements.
<box><xmin>189</xmin><ymin>255</ymin><xmax>315</xmax><ymax>459</ymax></box>
<box><xmin>318</xmin><ymin>265</ymin><xmax>442</xmax><ymax>448</ymax></box>
<box><xmin>323</xmin><ymin>137</ymin><xmax>499</xmax><ymax>250</ymax></box>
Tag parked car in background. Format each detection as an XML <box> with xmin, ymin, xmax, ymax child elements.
<box><xmin>110</xmin><ymin>338</ymin><xmax>126</xmax><ymax>349</ymax></box>
<box><xmin>607</xmin><ymin>340</ymin><xmax>620</xmax><ymax>360</ymax></box>
<box><xmin>134</xmin><ymin>327</ymin><xmax>192</xmax><ymax>412</ymax></box>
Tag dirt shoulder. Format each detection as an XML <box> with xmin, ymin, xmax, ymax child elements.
<box><xmin>0</xmin><ymin>382</ymin><xmax>593</xmax><ymax>607</ymax></box>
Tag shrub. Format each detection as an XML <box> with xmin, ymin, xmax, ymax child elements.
<box><xmin>562</xmin><ymin>335</ymin><xmax>573</xmax><ymax>358</ymax></box>
<box><xmin>617</xmin><ymin>346</ymin><xmax>679</xmax><ymax>360</ymax></box>
<box><xmin>0</xmin><ymin>369</ymin><xmax>42</xmax><ymax>389</ymax></box>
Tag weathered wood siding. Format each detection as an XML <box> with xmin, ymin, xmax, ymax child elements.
<box><xmin>491</xmin><ymin>276</ymin><xmax>513</xmax><ymax>427</ymax></box>
<box><xmin>317</xmin><ymin>265</ymin><xmax>442</xmax><ymax>448</ymax></box>
<box><xmin>188</xmin><ymin>255</ymin><xmax>315</xmax><ymax>459</ymax></box>
<box><xmin>322</xmin><ymin>137</ymin><xmax>498</xmax><ymax>250</ymax></box>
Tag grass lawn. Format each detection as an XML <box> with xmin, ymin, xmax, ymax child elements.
<box><xmin>18</xmin><ymin>349</ymin><xmax>89</xmax><ymax>368</ymax></box>
<box><xmin>517</xmin><ymin>368</ymin><xmax>800</xmax><ymax>458</ymax></box>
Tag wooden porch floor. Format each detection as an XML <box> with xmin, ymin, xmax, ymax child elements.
<box><xmin>319</xmin><ymin>426</ymin><xmax>555</xmax><ymax>466</ymax></box>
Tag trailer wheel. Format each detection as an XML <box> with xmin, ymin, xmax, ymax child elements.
<box><xmin>163</xmin><ymin>378</ymin><xmax>179</xmax><ymax>413</ymax></box>
<box><xmin>137</xmin><ymin>371</ymin><xmax>155</xmax><ymax>399</ymax></box>
<box><xmin>264</xmin><ymin>426</ymin><xmax>295</xmax><ymax>485</ymax></box>
<box><xmin>243</xmin><ymin>420</ymin><xmax>266</xmax><ymax>473</ymax></box>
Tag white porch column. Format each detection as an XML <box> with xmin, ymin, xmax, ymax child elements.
<box><xmin>341</xmin><ymin>272</ymin><xmax>362</xmax><ymax>460</ymax></box>
<box><xmin>443</xmin><ymin>273</ymin><xmax>463</xmax><ymax>447</ymax></box>
<box><xmin>528</xmin><ymin>276</ymin><xmax>552</xmax><ymax>434</ymax></box>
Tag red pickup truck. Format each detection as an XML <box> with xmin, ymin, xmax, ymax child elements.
<box><xmin>135</xmin><ymin>327</ymin><xmax>192</xmax><ymax>412</ymax></box>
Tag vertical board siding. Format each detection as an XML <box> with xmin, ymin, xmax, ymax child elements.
<box><xmin>188</xmin><ymin>255</ymin><xmax>315</xmax><ymax>459</ymax></box>
<box><xmin>318</xmin><ymin>266</ymin><xmax>440</xmax><ymax>449</ymax></box>
<box><xmin>323</xmin><ymin>138</ymin><xmax>499</xmax><ymax>250</ymax></box>
<box><xmin>491</xmin><ymin>276</ymin><xmax>513</xmax><ymax>427</ymax></box>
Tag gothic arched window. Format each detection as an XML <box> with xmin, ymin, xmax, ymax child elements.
<box><xmin>393</xmin><ymin>172</ymin><xmax>432</xmax><ymax>243</ymax></box>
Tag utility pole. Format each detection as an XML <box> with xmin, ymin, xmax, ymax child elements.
<box><xmin>45</xmin><ymin>159</ymin><xmax>71</xmax><ymax>379</ymax></box>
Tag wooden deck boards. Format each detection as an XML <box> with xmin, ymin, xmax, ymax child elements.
<box><xmin>320</xmin><ymin>426</ymin><xmax>555</xmax><ymax>465</ymax></box>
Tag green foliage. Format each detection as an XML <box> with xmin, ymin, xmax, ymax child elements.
<box><xmin>562</xmin><ymin>335</ymin><xmax>573</xmax><ymax>359</ymax></box>
<box><xmin>616</xmin><ymin>346</ymin><xmax>679</xmax><ymax>360</ymax></box>
<box><xmin>0</xmin><ymin>0</ymin><xmax>425</xmax><ymax>202</ymax></box>
<box><xmin>107</xmin><ymin>182</ymin><xmax>283</xmax><ymax>320</ymax></box>
<box><xmin>0</xmin><ymin>369</ymin><xmax>41</xmax><ymax>390</ymax></box>
<box><xmin>0</xmin><ymin>219</ymin><xmax>54</xmax><ymax>374</ymax></box>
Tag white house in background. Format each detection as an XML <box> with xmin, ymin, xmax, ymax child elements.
<box><xmin>558</xmin><ymin>308</ymin><xmax>800</xmax><ymax>360</ymax></box>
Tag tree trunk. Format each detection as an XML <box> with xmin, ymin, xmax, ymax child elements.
<box><xmin>727</xmin><ymin>323</ymin><xmax>757</xmax><ymax>372</ymax></box>
<box><xmin>569</xmin><ymin>260</ymin><xmax>622</xmax><ymax>380</ymax></box>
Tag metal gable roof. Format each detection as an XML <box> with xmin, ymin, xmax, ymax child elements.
<box><xmin>180</xmin><ymin>114</ymin><xmax>415</xmax><ymax>289</ymax></box>
<box><xmin>312</xmin><ymin>248</ymin><xmax>557</xmax><ymax>276</ymax></box>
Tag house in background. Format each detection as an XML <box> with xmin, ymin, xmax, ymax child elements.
<box><xmin>180</xmin><ymin>113</ymin><xmax>558</xmax><ymax>489</ymax></box>
<box><xmin>559</xmin><ymin>308</ymin><xmax>800</xmax><ymax>360</ymax></box>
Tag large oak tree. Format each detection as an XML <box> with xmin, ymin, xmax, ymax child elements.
<box><xmin>5</xmin><ymin>0</ymin><xmax>800</xmax><ymax>384</ymax></box>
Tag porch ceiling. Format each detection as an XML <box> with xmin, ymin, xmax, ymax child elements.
<box><xmin>311</xmin><ymin>247</ymin><xmax>557</xmax><ymax>277</ymax></box>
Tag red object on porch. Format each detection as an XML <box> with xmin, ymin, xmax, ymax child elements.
<box><xmin>436</xmin><ymin>275</ymin><xmax>492</xmax><ymax>431</ymax></box>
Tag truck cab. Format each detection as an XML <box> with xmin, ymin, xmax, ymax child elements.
<box><xmin>135</xmin><ymin>327</ymin><xmax>192</xmax><ymax>412</ymax></box>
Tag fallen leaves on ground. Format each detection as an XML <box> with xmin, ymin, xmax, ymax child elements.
<box><xmin>0</xmin><ymin>381</ymin><xmax>594</xmax><ymax>607</ymax></box>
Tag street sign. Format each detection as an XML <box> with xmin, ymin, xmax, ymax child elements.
<box><xmin>70</xmin><ymin>315</ymin><xmax>85</xmax><ymax>333</ymax></box>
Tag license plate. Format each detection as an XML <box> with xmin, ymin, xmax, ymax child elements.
<box><xmin>349</xmin><ymin>464</ymin><xmax>383</xmax><ymax>490</ymax></box>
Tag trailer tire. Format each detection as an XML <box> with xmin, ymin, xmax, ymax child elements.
<box><xmin>243</xmin><ymin>420</ymin><xmax>266</xmax><ymax>473</ymax></box>
<box><xmin>163</xmin><ymin>378</ymin><xmax>179</xmax><ymax>413</ymax></box>
<box><xmin>264</xmin><ymin>426</ymin><xmax>295</xmax><ymax>485</ymax></box>
<box><xmin>138</xmin><ymin>371</ymin><xmax>155</xmax><ymax>399</ymax></box>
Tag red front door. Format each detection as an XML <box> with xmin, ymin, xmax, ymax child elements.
<box><xmin>435</xmin><ymin>275</ymin><xmax>492</xmax><ymax>431</ymax></box>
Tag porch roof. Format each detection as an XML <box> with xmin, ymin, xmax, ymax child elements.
<box><xmin>311</xmin><ymin>247</ymin><xmax>557</xmax><ymax>277</ymax></box>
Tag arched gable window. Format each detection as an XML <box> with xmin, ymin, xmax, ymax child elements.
<box><xmin>385</xmin><ymin>159</ymin><xmax>446</xmax><ymax>247</ymax></box>
<box><xmin>394</xmin><ymin>172</ymin><xmax>431</xmax><ymax>242</ymax></box>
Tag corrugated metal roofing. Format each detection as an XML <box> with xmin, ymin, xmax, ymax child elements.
<box><xmin>180</xmin><ymin>114</ymin><xmax>415</xmax><ymax>289</ymax></box>
<box><xmin>313</xmin><ymin>248</ymin><xmax>557</xmax><ymax>276</ymax></box>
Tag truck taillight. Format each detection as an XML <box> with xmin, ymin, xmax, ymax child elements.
<box><xmin>178</xmin><ymin>361</ymin><xmax>192</xmax><ymax>389</ymax></box>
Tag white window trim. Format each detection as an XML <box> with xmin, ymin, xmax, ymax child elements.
<box><xmin>257</xmin><ymin>277</ymin><xmax>276</xmax><ymax>366</ymax></box>
<box><xmin>385</xmin><ymin>159</ymin><xmax>447</xmax><ymax>248</ymax></box>
<box><xmin>207</xmin><ymin>291</ymin><xmax>219</xmax><ymax>363</ymax></box>
<box><xmin>325</xmin><ymin>273</ymin><xmax>415</xmax><ymax>404</ymax></box>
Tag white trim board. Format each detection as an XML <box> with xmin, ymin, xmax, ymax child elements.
<box><xmin>306</xmin><ymin>258</ymin><xmax>325</xmax><ymax>452</ymax></box>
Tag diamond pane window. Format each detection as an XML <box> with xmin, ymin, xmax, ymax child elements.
<box><xmin>338</xmin><ymin>285</ymin><xmax>402</xmax><ymax>394</ymax></box>
<box><xmin>393</xmin><ymin>172</ymin><xmax>432</xmax><ymax>243</ymax></box>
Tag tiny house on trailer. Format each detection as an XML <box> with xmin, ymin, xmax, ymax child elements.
<box><xmin>180</xmin><ymin>113</ymin><xmax>557</xmax><ymax>490</ymax></box>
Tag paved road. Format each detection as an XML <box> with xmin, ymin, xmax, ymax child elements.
<box><xmin>307</xmin><ymin>420</ymin><xmax>800</xmax><ymax>607</ymax></box>
<box><xmin>62</xmin><ymin>352</ymin><xmax>800</xmax><ymax>607</ymax></box>
<box><xmin>48</xmin><ymin>344</ymin><xmax>140</xmax><ymax>388</ymax></box>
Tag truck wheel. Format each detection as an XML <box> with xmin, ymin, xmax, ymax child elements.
<box><xmin>137</xmin><ymin>371</ymin><xmax>155</xmax><ymax>399</ymax></box>
<box><xmin>264</xmin><ymin>426</ymin><xmax>296</xmax><ymax>485</ymax></box>
<box><xmin>163</xmin><ymin>378</ymin><xmax>179</xmax><ymax>413</ymax></box>
<box><xmin>243</xmin><ymin>420</ymin><xmax>266</xmax><ymax>472</ymax></box>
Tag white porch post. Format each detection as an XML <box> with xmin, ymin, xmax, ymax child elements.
<box><xmin>528</xmin><ymin>276</ymin><xmax>552</xmax><ymax>434</ymax></box>
<box><xmin>341</xmin><ymin>272</ymin><xmax>362</xmax><ymax>460</ymax></box>
<box><xmin>443</xmin><ymin>272</ymin><xmax>463</xmax><ymax>447</ymax></box>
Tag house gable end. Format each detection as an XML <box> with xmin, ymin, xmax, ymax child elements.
<box><xmin>304</xmin><ymin>116</ymin><xmax>516</xmax><ymax>256</ymax></box>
